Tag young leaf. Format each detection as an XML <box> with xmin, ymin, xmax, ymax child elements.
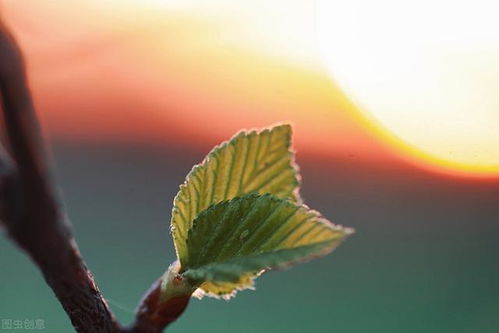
<box><xmin>180</xmin><ymin>193</ymin><xmax>353</xmax><ymax>299</ymax></box>
<box><xmin>171</xmin><ymin>124</ymin><xmax>301</xmax><ymax>266</ymax></box>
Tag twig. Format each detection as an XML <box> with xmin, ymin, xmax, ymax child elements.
<box><xmin>0</xmin><ymin>17</ymin><xmax>120</xmax><ymax>333</ymax></box>
<box><xmin>0</xmin><ymin>17</ymin><xmax>189</xmax><ymax>333</ymax></box>
<box><xmin>126</xmin><ymin>279</ymin><xmax>191</xmax><ymax>333</ymax></box>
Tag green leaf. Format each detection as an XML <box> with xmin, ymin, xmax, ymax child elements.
<box><xmin>171</xmin><ymin>124</ymin><xmax>301</xmax><ymax>267</ymax></box>
<box><xmin>181</xmin><ymin>193</ymin><xmax>353</xmax><ymax>299</ymax></box>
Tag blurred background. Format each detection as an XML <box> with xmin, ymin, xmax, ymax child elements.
<box><xmin>1</xmin><ymin>1</ymin><xmax>498</xmax><ymax>332</ymax></box>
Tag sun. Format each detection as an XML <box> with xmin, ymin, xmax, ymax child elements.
<box><xmin>317</xmin><ymin>0</ymin><xmax>499</xmax><ymax>176</ymax></box>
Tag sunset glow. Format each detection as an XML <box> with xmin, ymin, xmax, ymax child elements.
<box><xmin>317</xmin><ymin>0</ymin><xmax>499</xmax><ymax>176</ymax></box>
<box><xmin>3</xmin><ymin>0</ymin><xmax>498</xmax><ymax>178</ymax></box>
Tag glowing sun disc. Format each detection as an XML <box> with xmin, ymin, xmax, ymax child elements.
<box><xmin>317</xmin><ymin>0</ymin><xmax>499</xmax><ymax>176</ymax></box>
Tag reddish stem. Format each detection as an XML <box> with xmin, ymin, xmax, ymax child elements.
<box><xmin>127</xmin><ymin>279</ymin><xmax>192</xmax><ymax>333</ymax></box>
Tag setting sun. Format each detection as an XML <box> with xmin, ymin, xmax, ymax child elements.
<box><xmin>4</xmin><ymin>0</ymin><xmax>499</xmax><ymax>178</ymax></box>
<box><xmin>317</xmin><ymin>0</ymin><xmax>499</xmax><ymax>176</ymax></box>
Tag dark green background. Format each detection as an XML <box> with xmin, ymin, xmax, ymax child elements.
<box><xmin>1</xmin><ymin>141</ymin><xmax>498</xmax><ymax>332</ymax></box>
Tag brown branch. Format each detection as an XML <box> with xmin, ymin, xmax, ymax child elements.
<box><xmin>0</xmin><ymin>16</ymin><xmax>190</xmax><ymax>333</ymax></box>
<box><xmin>0</xmin><ymin>17</ymin><xmax>121</xmax><ymax>333</ymax></box>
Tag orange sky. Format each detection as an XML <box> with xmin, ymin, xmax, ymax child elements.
<box><xmin>2</xmin><ymin>1</ymin><xmax>495</xmax><ymax>179</ymax></box>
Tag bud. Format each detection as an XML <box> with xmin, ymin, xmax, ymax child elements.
<box><xmin>159</xmin><ymin>261</ymin><xmax>197</xmax><ymax>303</ymax></box>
